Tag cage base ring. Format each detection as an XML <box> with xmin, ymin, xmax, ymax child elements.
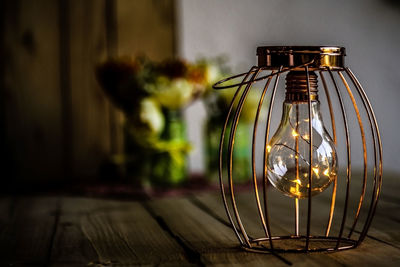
<box><xmin>243</xmin><ymin>236</ymin><xmax>357</xmax><ymax>253</ymax></box>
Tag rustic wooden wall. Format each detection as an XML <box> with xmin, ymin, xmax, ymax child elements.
<box><xmin>1</xmin><ymin>0</ymin><xmax>176</xmax><ymax>185</ymax></box>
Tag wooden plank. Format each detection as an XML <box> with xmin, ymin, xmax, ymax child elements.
<box><xmin>192</xmin><ymin>190</ymin><xmax>292</xmax><ymax>238</ymax></box>
<box><xmin>377</xmin><ymin>172</ymin><xmax>399</xmax><ymax>207</ymax></box>
<box><xmin>50</xmin><ymin>197</ymin><xmax>191</xmax><ymax>266</ymax></box>
<box><xmin>324</xmin><ymin>238</ymin><xmax>400</xmax><ymax>266</ymax></box>
<box><xmin>301</xmin><ymin>177</ymin><xmax>400</xmax><ymax>249</ymax></box>
<box><xmin>49</xmin><ymin>197</ymin><xmax>98</xmax><ymax>266</ymax></box>
<box><xmin>193</xmin><ymin>191</ymin><xmax>343</xmax><ymax>266</ymax></box>
<box><xmin>149</xmin><ymin>196</ymin><xmax>292</xmax><ymax>266</ymax></box>
<box><xmin>0</xmin><ymin>197</ymin><xmax>59</xmax><ymax>266</ymax></box>
<box><xmin>359</xmin><ymin>199</ymin><xmax>400</xmax><ymax>248</ymax></box>
<box><xmin>67</xmin><ymin>0</ymin><xmax>113</xmax><ymax>180</ymax></box>
<box><xmin>0</xmin><ymin>198</ymin><xmax>13</xmax><ymax>232</ymax></box>
<box><xmin>194</xmin><ymin>189</ymin><xmax>400</xmax><ymax>266</ymax></box>
<box><xmin>0</xmin><ymin>193</ymin><xmax>398</xmax><ymax>266</ymax></box>
<box><xmin>194</xmin><ymin>188</ymin><xmax>343</xmax><ymax>239</ymax></box>
<box><xmin>104</xmin><ymin>0</ymin><xmax>124</xmax><ymax>157</ymax></box>
<box><xmin>2</xmin><ymin>0</ymin><xmax>63</xmax><ymax>183</ymax></box>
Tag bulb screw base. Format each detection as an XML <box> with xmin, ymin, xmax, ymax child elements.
<box><xmin>285</xmin><ymin>71</ymin><xmax>318</xmax><ymax>102</ymax></box>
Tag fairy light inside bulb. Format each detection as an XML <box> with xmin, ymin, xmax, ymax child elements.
<box><xmin>312</xmin><ymin>167</ymin><xmax>320</xmax><ymax>178</ymax></box>
<box><xmin>266</xmin><ymin>70</ymin><xmax>337</xmax><ymax>199</ymax></box>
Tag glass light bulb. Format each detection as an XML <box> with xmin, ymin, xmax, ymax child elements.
<box><xmin>267</xmin><ymin>101</ymin><xmax>337</xmax><ymax>198</ymax></box>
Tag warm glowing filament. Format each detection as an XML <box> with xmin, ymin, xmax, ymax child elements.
<box><xmin>323</xmin><ymin>168</ymin><xmax>330</xmax><ymax>176</ymax></box>
<box><xmin>312</xmin><ymin>167</ymin><xmax>320</xmax><ymax>177</ymax></box>
<box><xmin>292</xmin><ymin>129</ymin><xmax>299</xmax><ymax>137</ymax></box>
<box><xmin>267</xmin><ymin>145</ymin><xmax>271</xmax><ymax>153</ymax></box>
<box><xmin>290</xmin><ymin>186</ymin><xmax>298</xmax><ymax>195</ymax></box>
<box><xmin>303</xmin><ymin>134</ymin><xmax>309</xmax><ymax>140</ymax></box>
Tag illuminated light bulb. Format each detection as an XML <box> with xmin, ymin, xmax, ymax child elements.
<box><xmin>267</xmin><ymin>71</ymin><xmax>337</xmax><ymax>199</ymax></box>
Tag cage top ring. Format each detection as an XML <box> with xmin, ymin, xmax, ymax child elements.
<box><xmin>256</xmin><ymin>46</ymin><xmax>346</xmax><ymax>70</ymax></box>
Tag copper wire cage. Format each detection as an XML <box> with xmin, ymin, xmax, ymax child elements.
<box><xmin>212</xmin><ymin>46</ymin><xmax>383</xmax><ymax>253</ymax></box>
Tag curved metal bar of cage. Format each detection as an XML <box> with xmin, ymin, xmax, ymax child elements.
<box><xmin>294</xmin><ymin>90</ymin><xmax>300</xmax><ymax>237</ymax></box>
<box><xmin>251</xmin><ymin>72</ymin><xmax>274</xmax><ymax>240</ymax></box>
<box><xmin>342</xmin><ymin>69</ymin><xmax>379</xmax><ymax>242</ymax></box>
<box><xmin>218</xmin><ymin>66</ymin><xmax>257</xmax><ymax>246</ymax></box>
<box><xmin>336</xmin><ymin>68</ymin><xmax>380</xmax><ymax>245</ymax></box>
<box><xmin>227</xmin><ymin>67</ymin><xmax>263</xmax><ymax>247</ymax></box>
<box><xmin>249</xmin><ymin>235</ymin><xmax>357</xmax><ymax>253</ymax></box>
<box><xmin>305</xmin><ymin>66</ymin><xmax>314</xmax><ymax>250</ymax></box>
<box><xmin>338</xmin><ymin>72</ymin><xmax>368</xmax><ymax>239</ymax></box>
<box><xmin>213</xmin><ymin>68</ymin><xmax>258</xmax><ymax>89</ymax></box>
<box><xmin>262</xmin><ymin>66</ymin><xmax>283</xmax><ymax>251</ymax></box>
<box><xmin>322</xmin><ymin>69</ymin><xmax>381</xmax><ymax>245</ymax></box>
<box><xmin>319</xmin><ymin>72</ymin><xmax>338</xmax><ymax>237</ymax></box>
<box><xmin>327</xmin><ymin>67</ymin><xmax>352</xmax><ymax>249</ymax></box>
<box><xmin>212</xmin><ymin>60</ymin><xmax>318</xmax><ymax>90</ymax></box>
<box><xmin>344</xmin><ymin>68</ymin><xmax>383</xmax><ymax>245</ymax></box>
<box><xmin>251</xmin><ymin>241</ymin><xmax>357</xmax><ymax>254</ymax></box>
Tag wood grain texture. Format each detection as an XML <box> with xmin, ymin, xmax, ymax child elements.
<box><xmin>0</xmin><ymin>198</ymin><xmax>13</xmax><ymax>234</ymax></box>
<box><xmin>2</xmin><ymin>0</ymin><xmax>63</xmax><ymax>182</ymax></box>
<box><xmin>49</xmin><ymin>197</ymin><xmax>99</xmax><ymax>266</ymax></box>
<box><xmin>362</xmin><ymin>198</ymin><xmax>400</xmax><ymax>248</ymax></box>
<box><xmin>67</xmin><ymin>0</ymin><xmax>113</xmax><ymax>180</ymax></box>
<box><xmin>148</xmin><ymin>196</ymin><xmax>291</xmax><ymax>266</ymax></box>
<box><xmin>193</xmin><ymin>183</ymin><xmax>400</xmax><ymax>266</ymax></box>
<box><xmin>193</xmin><ymin>192</ymin><xmax>343</xmax><ymax>266</ymax></box>
<box><xmin>50</xmin><ymin>197</ymin><xmax>191</xmax><ymax>266</ymax></box>
<box><xmin>0</xmin><ymin>190</ymin><xmax>398</xmax><ymax>266</ymax></box>
<box><xmin>0</xmin><ymin>197</ymin><xmax>59</xmax><ymax>266</ymax></box>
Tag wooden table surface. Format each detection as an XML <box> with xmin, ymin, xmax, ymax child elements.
<box><xmin>0</xmin><ymin>177</ymin><xmax>399</xmax><ymax>266</ymax></box>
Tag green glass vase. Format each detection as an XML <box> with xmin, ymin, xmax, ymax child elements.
<box><xmin>149</xmin><ymin>109</ymin><xmax>189</xmax><ymax>186</ymax></box>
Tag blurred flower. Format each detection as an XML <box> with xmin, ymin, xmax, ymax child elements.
<box><xmin>127</xmin><ymin>97</ymin><xmax>164</xmax><ymax>140</ymax></box>
<box><xmin>204</xmin><ymin>62</ymin><xmax>222</xmax><ymax>86</ymax></box>
<box><xmin>148</xmin><ymin>77</ymin><xmax>194</xmax><ymax>110</ymax></box>
<box><xmin>96</xmin><ymin>58</ymin><xmax>146</xmax><ymax>113</ymax></box>
<box><xmin>187</xmin><ymin>65</ymin><xmax>205</xmax><ymax>83</ymax></box>
<box><xmin>157</xmin><ymin>59</ymin><xmax>188</xmax><ymax>79</ymax></box>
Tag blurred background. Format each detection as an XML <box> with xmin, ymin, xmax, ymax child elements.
<box><xmin>1</xmin><ymin>0</ymin><xmax>399</xmax><ymax>194</ymax></box>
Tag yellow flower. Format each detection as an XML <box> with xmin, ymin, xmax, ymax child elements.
<box><xmin>127</xmin><ymin>97</ymin><xmax>164</xmax><ymax>140</ymax></box>
<box><xmin>152</xmin><ymin>77</ymin><xmax>194</xmax><ymax>109</ymax></box>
